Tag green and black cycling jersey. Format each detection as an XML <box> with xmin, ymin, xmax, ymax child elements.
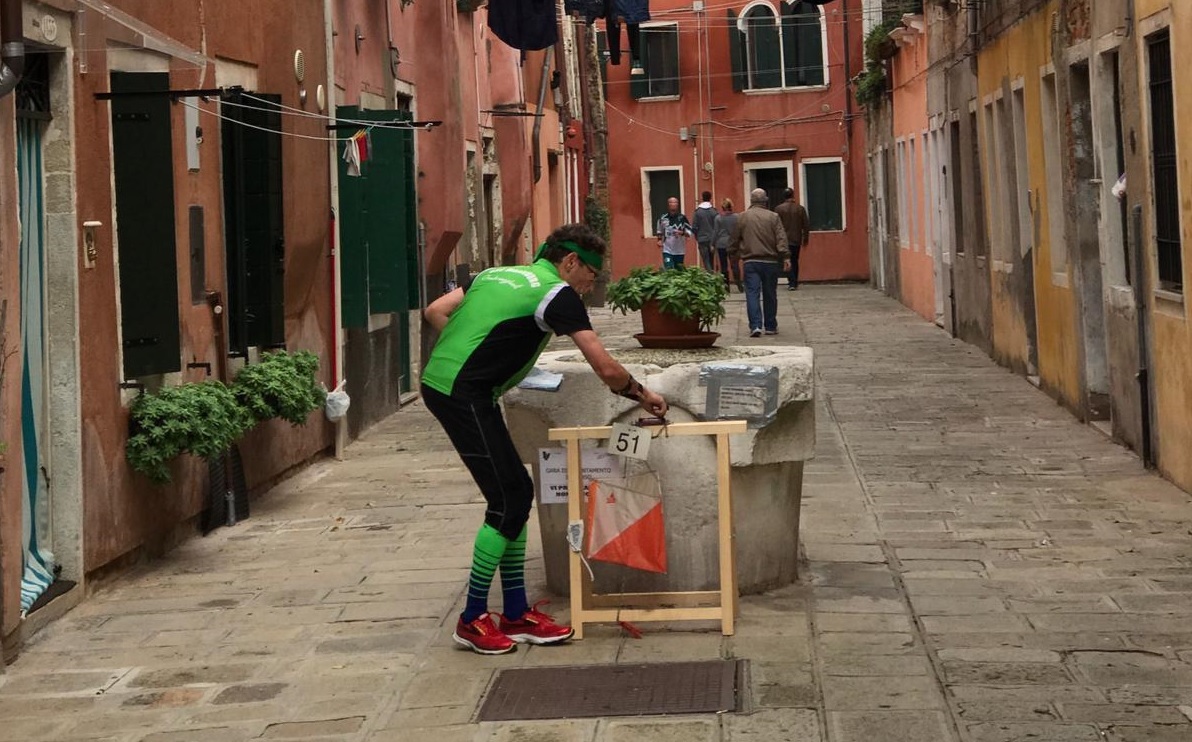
<box><xmin>422</xmin><ymin>259</ymin><xmax>592</xmax><ymax>401</ymax></box>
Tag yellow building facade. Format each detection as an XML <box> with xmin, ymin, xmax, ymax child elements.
<box><xmin>1133</xmin><ymin>1</ymin><xmax>1192</xmax><ymax>490</ymax></box>
<box><xmin>975</xmin><ymin>4</ymin><xmax>1083</xmax><ymax>409</ymax></box>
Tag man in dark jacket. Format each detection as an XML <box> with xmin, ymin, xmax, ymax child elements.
<box><xmin>692</xmin><ymin>191</ymin><xmax>718</xmax><ymax>271</ymax></box>
<box><xmin>730</xmin><ymin>189</ymin><xmax>790</xmax><ymax>337</ymax></box>
<box><xmin>774</xmin><ymin>187</ymin><xmax>810</xmax><ymax>290</ymax></box>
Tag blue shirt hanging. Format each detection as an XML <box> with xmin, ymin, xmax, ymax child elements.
<box><xmin>488</xmin><ymin>0</ymin><xmax>559</xmax><ymax>51</ymax></box>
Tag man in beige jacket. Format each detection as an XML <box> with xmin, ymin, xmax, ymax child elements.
<box><xmin>729</xmin><ymin>189</ymin><xmax>790</xmax><ymax>337</ymax></box>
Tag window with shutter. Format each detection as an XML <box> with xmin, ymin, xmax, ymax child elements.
<box><xmin>732</xmin><ymin>1</ymin><xmax>826</xmax><ymax>92</ymax></box>
<box><xmin>642</xmin><ymin>168</ymin><xmax>682</xmax><ymax>237</ymax></box>
<box><xmin>336</xmin><ymin>107</ymin><xmax>420</xmax><ymax>327</ymax></box>
<box><xmin>110</xmin><ymin>72</ymin><xmax>182</xmax><ymax>379</ymax></box>
<box><xmin>802</xmin><ymin>159</ymin><xmax>845</xmax><ymax>231</ymax></box>
<box><xmin>632</xmin><ymin>25</ymin><xmax>680</xmax><ymax>99</ymax></box>
<box><xmin>728</xmin><ymin>10</ymin><xmax>747</xmax><ymax>91</ymax></box>
<box><xmin>222</xmin><ymin>92</ymin><xmax>286</xmax><ymax>355</ymax></box>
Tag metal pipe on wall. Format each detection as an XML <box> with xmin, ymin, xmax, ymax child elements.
<box><xmin>533</xmin><ymin>49</ymin><xmax>553</xmax><ymax>183</ymax></box>
<box><xmin>0</xmin><ymin>0</ymin><xmax>26</xmax><ymax>99</ymax></box>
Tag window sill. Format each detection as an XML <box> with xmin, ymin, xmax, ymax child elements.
<box><xmin>813</xmin><ymin>228</ymin><xmax>845</xmax><ymax>234</ymax></box>
<box><xmin>742</xmin><ymin>85</ymin><xmax>829</xmax><ymax>96</ymax></box>
<box><xmin>1154</xmin><ymin>288</ymin><xmax>1186</xmax><ymax>318</ymax></box>
<box><xmin>636</xmin><ymin>95</ymin><xmax>681</xmax><ymax>103</ymax></box>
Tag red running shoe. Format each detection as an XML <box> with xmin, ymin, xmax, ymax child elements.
<box><xmin>453</xmin><ymin>613</ymin><xmax>517</xmax><ymax>655</ymax></box>
<box><xmin>499</xmin><ymin>600</ymin><xmax>575</xmax><ymax>645</ymax></box>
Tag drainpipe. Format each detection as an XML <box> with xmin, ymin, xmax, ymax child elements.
<box><xmin>532</xmin><ymin>49</ymin><xmax>553</xmax><ymax>183</ymax></box>
<box><xmin>842</xmin><ymin>0</ymin><xmax>852</xmax><ymax>143</ymax></box>
<box><xmin>0</xmin><ymin>0</ymin><xmax>26</xmax><ymax>99</ymax></box>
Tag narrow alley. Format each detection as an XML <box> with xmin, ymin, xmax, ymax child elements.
<box><xmin>2</xmin><ymin>285</ymin><xmax>1189</xmax><ymax>742</ymax></box>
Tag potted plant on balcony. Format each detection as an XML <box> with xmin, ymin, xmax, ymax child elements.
<box><xmin>607</xmin><ymin>265</ymin><xmax>727</xmax><ymax>349</ymax></box>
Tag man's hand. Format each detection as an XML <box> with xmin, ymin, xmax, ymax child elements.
<box><xmin>783</xmin><ymin>260</ymin><xmax>792</xmax><ymax>273</ymax></box>
<box><xmin>638</xmin><ymin>388</ymin><xmax>668</xmax><ymax>418</ymax></box>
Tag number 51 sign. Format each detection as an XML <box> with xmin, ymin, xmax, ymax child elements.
<box><xmin>607</xmin><ymin>423</ymin><xmax>652</xmax><ymax>461</ymax></box>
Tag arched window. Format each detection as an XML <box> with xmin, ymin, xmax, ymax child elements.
<box><xmin>731</xmin><ymin>1</ymin><xmax>826</xmax><ymax>91</ymax></box>
<box><xmin>783</xmin><ymin>1</ymin><xmax>825</xmax><ymax>87</ymax></box>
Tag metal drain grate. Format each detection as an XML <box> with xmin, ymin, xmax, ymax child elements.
<box><xmin>476</xmin><ymin>660</ymin><xmax>744</xmax><ymax>722</ymax></box>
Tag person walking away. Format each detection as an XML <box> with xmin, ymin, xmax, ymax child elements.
<box><xmin>692</xmin><ymin>191</ymin><xmax>718</xmax><ymax>272</ymax></box>
<box><xmin>656</xmin><ymin>197</ymin><xmax>693</xmax><ymax>270</ymax></box>
<box><xmin>730</xmin><ymin>188</ymin><xmax>789</xmax><ymax>337</ymax></box>
<box><xmin>774</xmin><ymin>187</ymin><xmax>810</xmax><ymax>291</ymax></box>
<box><xmin>712</xmin><ymin>198</ymin><xmax>742</xmax><ymax>292</ymax></box>
<box><xmin>422</xmin><ymin>224</ymin><xmax>669</xmax><ymax>655</ymax></box>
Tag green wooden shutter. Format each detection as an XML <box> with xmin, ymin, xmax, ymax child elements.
<box><xmin>728</xmin><ymin>10</ymin><xmax>747</xmax><ymax>92</ymax></box>
<box><xmin>336</xmin><ymin>106</ymin><xmax>369</xmax><ymax>328</ymax></box>
<box><xmin>805</xmin><ymin>161</ymin><xmax>843</xmax><ymax>231</ymax></box>
<box><xmin>402</xmin><ymin>125</ymin><xmax>419</xmax><ymax>310</ymax></box>
<box><xmin>336</xmin><ymin>107</ymin><xmax>419</xmax><ymax>326</ymax></box>
<box><xmin>747</xmin><ymin>10</ymin><xmax>782</xmax><ymax>90</ymax></box>
<box><xmin>784</xmin><ymin>2</ymin><xmax>824</xmax><ymax>87</ymax></box>
<box><xmin>365</xmin><ymin>119</ymin><xmax>409</xmax><ymax>313</ymax></box>
<box><xmin>631</xmin><ymin>29</ymin><xmax>650</xmax><ymax>100</ymax></box>
<box><xmin>657</xmin><ymin>27</ymin><xmax>680</xmax><ymax>97</ymax></box>
<box><xmin>110</xmin><ymin>72</ymin><xmax>182</xmax><ymax>378</ymax></box>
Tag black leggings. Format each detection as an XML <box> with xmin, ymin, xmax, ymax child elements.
<box><xmin>422</xmin><ymin>384</ymin><xmax>533</xmax><ymax>540</ymax></box>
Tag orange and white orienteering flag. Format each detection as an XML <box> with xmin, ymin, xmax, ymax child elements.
<box><xmin>585</xmin><ymin>472</ymin><xmax>667</xmax><ymax>574</ymax></box>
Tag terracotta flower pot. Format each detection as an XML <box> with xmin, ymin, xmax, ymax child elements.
<box><xmin>636</xmin><ymin>300</ymin><xmax>719</xmax><ymax>349</ymax></box>
<box><xmin>640</xmin><ymin>299</ymin><xmax>700</xmax><ymax>336</ymax></box>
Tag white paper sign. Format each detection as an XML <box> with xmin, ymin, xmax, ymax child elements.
<box><xmin>606</xmin><ymin>423</ymin><xmax>652</xmax><ymax>461</ymax></box>
<box><xmin>717</xmin><ymin>385</ymin><xmax>768</xmax><ymax>417</ymax></box>
<box><xmin>538</xmin><ymin>447</ymin><xmax>624</xmax><ymax>505</ymax></box>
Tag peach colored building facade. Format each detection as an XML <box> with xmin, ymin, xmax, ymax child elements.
<box><xmin>889</xmin><ymin>15</ymin><xmax>933</xmax><ymax>322</ymax></box>
<box><xmin>603</xmin><ymin>0</ymin><xmax>868</xmax><ymax>280</ymax></box>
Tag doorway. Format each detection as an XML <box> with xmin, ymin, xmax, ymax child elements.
<box><xmin>16</xmin><ymin>114</ymin><xmax>55</xmax><ymax>614</ymax></box>
<box><xmin>744</xmin><ymin>161</ymin><xmax>792</xmax><ymax>209</ymax></box>
<box><xmin>1070</xmin><ymin>62</ymin><xmax>1111</xmax><ymax>420</ymax></box>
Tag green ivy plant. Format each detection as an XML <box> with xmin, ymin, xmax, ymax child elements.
<box><xmin>125</xmin><ymin>350</ymin><xmax>326</xmax><ymax>484</ymax></box>
<box><xmin>125</xmin><ymin>381</ymin><xmax>253</xmax><ymax>485</ymax></box>
<box><xmin>584</xmin><ymin>195</ymin><xmax>611</xmax><ymax>244</ymax></box>
<box><xmin>854</xmin><ymin>18</ymin><xmax>900</xmax><ymax>109</ymax></box>
<box><xmin>233</xmin><ymin>350</ymin><xmax>327</xmax><ymax>425</ymax></box>
<box><xmin>607</xmin><ymin>266</ymin><xmax>728</xmax><ymax>331</ymax></box>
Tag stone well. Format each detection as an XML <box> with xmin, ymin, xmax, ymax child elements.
<box><xmin>504</xmin><ymin>345</ymin><xmax>815</xmax><ymax>597</ymax></box>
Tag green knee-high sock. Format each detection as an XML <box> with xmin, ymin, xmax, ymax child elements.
<box><xmin>463</xmin><ymin>524</ymin><xmax>509</xmax><ymax>622</ymax></box>
<box><xmin>499</xmin><ymin>526</ymin><xmax>528</xmax><ymax>620</ymax></box>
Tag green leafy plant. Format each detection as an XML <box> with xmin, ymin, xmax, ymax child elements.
<box><xmin>854</xmin><ymin>65</ymin><xmax>888</xmax><ymax>109</ymax></box>
<box><xmin>584</xmin><ymin>195</ymin><xmax>611</xmax><ymax>244</ymax></box>
<box><xmin>125</xmin><ymin>350</ymin><xmax>326</xmax><ymax>484</ymax></box>
<box><xmin>607</xmin><ymin>266</ymin><xmax>728</xmax><ymax>331</ymax></box>
<box><xmin>126</xmin><ymin>381</ymin><xmax>253</xmax><ymax>484</ymax></box>
<box><xmin>854</xmin><ymin>18</ymin><xmax>899</xmax><ymax>109</ymax></box>
<box><xmin>233</xmin><ymin>350</ymin><xmax>327</xmax><ymax>425</ymax></box>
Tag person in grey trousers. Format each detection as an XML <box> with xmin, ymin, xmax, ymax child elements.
<box><xmin>692</xmin><ymin>191</ymin><xmax>718</xmax><ymax>271</ymax></box>
<box><xmin>711</xmin><ymin>198</ymin><xmax>742</xmax><ymax>291</ymax></box>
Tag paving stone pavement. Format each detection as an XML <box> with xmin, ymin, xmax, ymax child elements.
<box><xmin>4</xmin><ymin>284</ymin><xmax>1192</xmax><ymax>742</ymax></box>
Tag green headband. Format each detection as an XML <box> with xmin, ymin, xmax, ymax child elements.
<box><xmin>535</xmin><ymin>240</ymin><xmax>604</xmax><ymax>272</ymax></box>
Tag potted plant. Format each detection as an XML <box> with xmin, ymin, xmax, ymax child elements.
<box><xmin>125</xmin><ymin>350</ymin><xmax>326</xmax><ymax>484</ymax></box>
<box><xmin>607</xmin><ymin>266</ymin><xmax>728</xmax><ymax>348</ymax></box>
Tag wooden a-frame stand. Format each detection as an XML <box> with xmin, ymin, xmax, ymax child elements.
<box><xmin>547</xmin><ymin>420</ymin><xmax>748</xmax><ymax>639</ymax></box>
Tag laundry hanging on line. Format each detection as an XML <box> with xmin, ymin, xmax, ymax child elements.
<box><xmin>341</xmin><ymin>129</ymin><xmax>371</xmax><ymax>178</ymax></box>
<box><xmin>488</xmin><ymin>0</ymin><xmax>559</xmax><ymax>51</ymax></box>
<box><xmin>563</xmin><ymin>0</ymin><xmax>651</xmax><ymax>67</ymax></box>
